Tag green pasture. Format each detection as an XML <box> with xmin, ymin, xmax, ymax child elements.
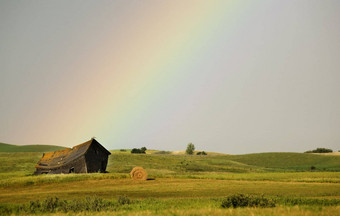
<box><xmin>228</xmin><ymin>152</ymin><xmax>340</xmax><ymax>171</ymax></box>
<box><xmin>0</xmin><ymin>149</ymin><xmax>339</xmax><ymax>215</ymax></box>
<box><xmin>1</xmin><ymin>150</ymin><xmax>340</xmax><ymax>178</ymax></box>
<box><xmin>0</xmin><ymin>143</ymin><xmax>66</xmax><ymax>153</ymax></box>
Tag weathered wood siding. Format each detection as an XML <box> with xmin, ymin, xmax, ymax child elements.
<box><xmin>85</xmin><ymin>142</ymin><xmax>109</xmax><ymax>173</ymax></box>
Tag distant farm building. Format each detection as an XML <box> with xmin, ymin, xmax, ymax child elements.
<box><xmin>34</xmin><ymin>138</ymin><xmax>111</xmax><ymax>175</ymax></box>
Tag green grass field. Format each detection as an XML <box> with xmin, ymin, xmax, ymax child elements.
<box><xmin>0</xmin><ymin>142</ymin><xmax>66</xmax><ymax>153</ymax></box>
<box><xmin>0</xmin><ymin>146</ymin><xmax>339</xmax><ymax>215</ymax></box>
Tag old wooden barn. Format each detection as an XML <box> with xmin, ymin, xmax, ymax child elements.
<box><xmin>34</xmin><ymin>138</ymin><xmax>111</xmax><ymax>174</ymax></box>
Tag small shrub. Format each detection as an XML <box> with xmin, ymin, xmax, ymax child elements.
<box><xmin>120</xmin><ymin>149</ymin><xmax>126</xmax><ymax>152</ymax></box>
<box><xmin>221</xmin><ymin>194</ymin><xmax>276</xmax><ymax>208</ymax></box>
<box><xmin>117</xmin><ymin>195</ymin><xmax>131</xmax><ymax>205</ymax></box>
<box><xmin>310</xmin><ymin>166</ymin><xmax>316</xmax><ymax>171</ymax></box>
<box><xmin>28</xmin><ymin>200</ymin><xmax>40</xmax><ymax>213</ymax></box>
<box><xmin>196</xmin><ymin>151</ymin><xmax>207</xmax><ymax>155</ymax></box>
<box><xmin>42</xmin><ymin>197</ymin><xmax>61</xmax><ymax>212</ymax></box>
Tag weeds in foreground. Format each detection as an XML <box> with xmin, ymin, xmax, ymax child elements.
<box><xmin>0</xmin><ymin>196</ymin><xmax>128</xmax><ymax>215</ymax></box>
<box><xmin>1</xmin><ymin>195</ymin><xmax>339</xmax><ymax>215</ymax></box>
<box><xmin>117</xmin><ymin>195</ymin><xmax>131</xmax><ymax>205</ymax></box>
<box><xmin>220</xmin><ymin>194</ymin><xmax>340</xmax><ymax>209</ymax></box>
<box><xmin>277</xmin><ymin>197</ymin><xmax>340</xmax><ymax>206</ymax></box>
<box><xmin>221</xmin><ymin>194</ymin><xmax>276</xmax><ymax>208</ymax></box>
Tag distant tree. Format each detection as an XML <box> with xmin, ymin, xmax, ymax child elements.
<box><xmin>186</xmin><ymin>143</ymin><xmax>195</xmax><ymax>155</ymax></box>
<box><xmin>141</xmin><ymin>147</ymin><xmax>147</xmax><ymax>153</ymax></box>
<box><xmin>197</xmin><ymin>151</ymin><xmax>207</xmax><ymax>155</ymax></box>
<box><xmin>131</xmin><ymin>148</ymin><xmax>141</xmax><ymax>154</ymax></box>
<box><xmin>305</xmin><ymin>148</ymin><xmax>333</xmax><ymax>153</ymax></box>
<box><xmin>131</xmin><ymin>147</ymin><xmax>147</xmax><ymax>154</ymax></box>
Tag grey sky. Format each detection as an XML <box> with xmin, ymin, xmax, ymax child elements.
<box><xmin>0</xmin><ymin>1</ymin><xmax>339</xmax><ymax>153</ymax></box>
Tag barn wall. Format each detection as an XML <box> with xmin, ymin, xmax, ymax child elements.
<box><xmin>85</xmin><ymin>143</ymin><xmax>109</xmax><ymax>173</ymax></box>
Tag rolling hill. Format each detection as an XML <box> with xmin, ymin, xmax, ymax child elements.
<box><xmin>0</xmin><ymin>146</ymin><xmax>339</xmax><ymax>175</ymax></box>
<box><xmin>106</xmin><ymin>150</ymin><xmax>340</xmax><ymax>174</ymax></box>
<box><xmin>0</xmin><ymin>142</ymin><xmax>66</xmax><ymax>152</ymax></box>
<box><xmin>225</xmin><ymin>152</ymin><xmax>340</xmax><ymax>171</ymax></box>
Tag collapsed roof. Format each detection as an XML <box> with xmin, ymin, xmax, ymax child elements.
<box><xmin>35</xmin><ymin>138</ymin><xmax>111</xmax><ymax>169</ymax></box>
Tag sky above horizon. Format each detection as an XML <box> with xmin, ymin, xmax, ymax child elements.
<box><xmin>1</xmin><ymin>0</ymin><xmax>339</xmax><ymax>154</ymax></box>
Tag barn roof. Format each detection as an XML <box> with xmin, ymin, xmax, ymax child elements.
<box><xmin>35</xmin><ymin>138</ymin><xmax>111</xmax><ymax>169</ymax></box>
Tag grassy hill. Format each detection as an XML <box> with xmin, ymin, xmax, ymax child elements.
<box><xmin>0</xmin><ymin>142</ymin><xmax>66</xmax><ymax>152</ymax></box>
<box><xmin>106</xmin><ymin>151</ymin><xmax>340</xmax><ymax>176</ymax></box>
<box><xmin>225</xmin><ymin>152</ymin><xmax>340</xmax><ymax>171</ymax></box>
<box><xmin>0</xmin><ymin>149</ymin><xmax>339</xmax><ymax>177</ymax></box>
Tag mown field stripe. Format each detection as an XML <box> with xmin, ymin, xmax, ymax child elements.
<box><xmin>1</xmin><ymin>178</ymin><xmax>340</xmax><ymax>204</ymax></box>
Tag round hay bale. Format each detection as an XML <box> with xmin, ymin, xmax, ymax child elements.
<box><xmin>130</xmin><ymin>167</ymin><xmax>147</xmax><ymax>180</ymax></box>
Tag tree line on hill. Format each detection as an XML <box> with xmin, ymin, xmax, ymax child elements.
<box><xmin>131</xmin><ymin>147</ymin><xmax>147</xmax><ymax>154</ymax></box>
<box><xmin>186</xmin><ymin>143</ymin><xmax>207</xmax><ymax>155</ymax></box>
<box><xmin>129</xmin><ymin>143</ymin><xmax>207</xmax><ymax>155</ymax></box>
<box><xmin>129</xmin><ymin>144</ymin><xmax>338</xmax><ymax>155</ymax></box>
<box><xmin>304</xmin><ymin>148</ymin><xmax>333</xmax><ymax>153</ymax></box>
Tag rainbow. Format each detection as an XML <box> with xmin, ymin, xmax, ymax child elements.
<box><xmin>30</xmin><ymin>1</ymin><xmax>251</xmax><ymax>148</ymax></box>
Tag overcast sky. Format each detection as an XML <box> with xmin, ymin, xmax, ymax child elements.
<box><xmin>1</xmin><ymin>0</ymin><xmax>339</xmax><ymax>154</ymax></box>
